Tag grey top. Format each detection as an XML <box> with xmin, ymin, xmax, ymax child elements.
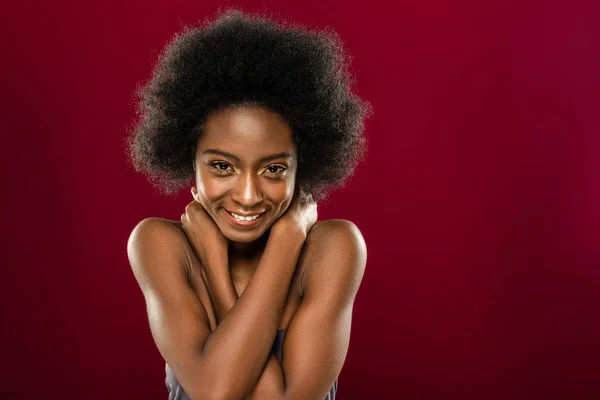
<box><xmin>166</xmin><ymin>329</ymin><xmax>338</xmax><ymax>399</ymax></box>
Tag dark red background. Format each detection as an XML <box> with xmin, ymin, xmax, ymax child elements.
<box><xmin>2</xmin><ymin>0</ymin><xmax>599</xmax><ymax>399</ymax></box>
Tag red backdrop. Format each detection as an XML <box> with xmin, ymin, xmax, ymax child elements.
<box><xmin>2</xmin><ymin>1</ymin><xmax>599</xmax><ymax>399</ymax></box>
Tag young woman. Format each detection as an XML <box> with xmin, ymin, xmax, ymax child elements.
<box><xmin>126</xmin><ymin>8</ymin><xmax>371</xmax><ymax>400</ymax></box>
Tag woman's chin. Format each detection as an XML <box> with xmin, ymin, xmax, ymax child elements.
<box><xmin>221</xmin><ymin>226</ymin><xmax>267</xmax><ymax>243</ymax></box>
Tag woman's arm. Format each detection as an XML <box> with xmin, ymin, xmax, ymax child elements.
<box><xmin>198</xmin><ymin>219</ymin><xmax>367</xmax><ymax>400</ymax></box>
<box><xmin>193</xmin><ymin>222</ymin><xmax>305</xmax><ymax>399</ymax></box>
<box><xmin>128</xmin><ymin>216</ymin><xmax>303</xmax><ymax>400</ymax></box>
<box><xmin>173</xmin><ymin>192</ymin><xmax>316</xmax><ymax>399</ymax></box>
<box><xmin>198</xmin><ymin>244</ymin><xmax>289</xmax><ymax>400</ymax></box>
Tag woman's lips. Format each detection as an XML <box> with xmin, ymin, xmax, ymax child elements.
<box><xmin>222</xmin><ymin>209</ymin><xmax>265</xmax><ymax>227</ymax></box>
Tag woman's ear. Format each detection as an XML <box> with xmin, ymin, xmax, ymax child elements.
<box><xmin>191</xmin><ymin>186</ymin><xmax>198</xmax><ymax>201</ymax></box>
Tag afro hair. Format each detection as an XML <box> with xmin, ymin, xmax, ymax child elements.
<box><xmin>125</xmin><ymin>7</ymin><xmax>372</xmax><ymax>203</ymax></box>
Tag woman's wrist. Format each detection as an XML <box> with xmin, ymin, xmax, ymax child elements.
<box><xmin>270</xmin><ymin>219</ymin><xmax>308</xmax><ymax>241</ymax></box>
<box><xmin>199</xmin><ymin>245</ymin><xmax>229</xmax><ymax>280</ymax></box>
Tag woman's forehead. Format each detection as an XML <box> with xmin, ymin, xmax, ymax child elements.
<box><xmin>198</xmin><ymin>106</ymin><xmax>296</xmax><ymax>157</ymax></box>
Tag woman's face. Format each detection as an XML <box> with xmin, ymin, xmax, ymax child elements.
<box><xmin>194</xmin><ymin>105</ymin><xmax>297</xmax><ymax>244</ymax></box>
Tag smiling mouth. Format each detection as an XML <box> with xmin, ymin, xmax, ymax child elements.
<box><xmin>223</xmin><ymin>209</ymin><xmax>266</xmax><ymax>226</ymax></box>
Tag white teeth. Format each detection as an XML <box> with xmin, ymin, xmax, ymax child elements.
<box><xmin>231</xmin><ymin>212</ymin><xmax>260</xmax><ymax>221</ymax></box>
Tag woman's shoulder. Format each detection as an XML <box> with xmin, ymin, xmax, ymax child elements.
<box><xmin>299</xmin><ymin>218</ymin><xmax>367</xmax><ymax>298</ymax></box>
<box><xmin>141</xmin><ymin>217</ymin><xmax>183</xmax><ymax>228</ymax></box>
<box><xmin>127</xmin><ymin>217</ymin><xmax>190</xmax><ymax>262</ymax></box>
<box><xmin>308</xmin><ymin>219</ymin><xmax>364</xmax><ymax>242</ymax></box>
<box><xmin>127</xmin><ymin>217</ymin><xmax>200</xmax><ymax>285</ymax></box>
<box><xmin>302</xmin><ymin>218</ymin><xmax>366</xmax><ymax>263</ymax></box>
<box><xmin>129</xmin><ymin>217</ymin><xmax>184</xmax><ymax>239</ymax></box>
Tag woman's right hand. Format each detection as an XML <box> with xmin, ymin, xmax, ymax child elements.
<box><xmin>180</xmin><ymin>187</ymin><xmax>229</xmax><ymax>273</ymax></box>
<box><xmin>271</xmin><ymin>190</ymin><xmax>318</xmax><ymax>238</ymax></box>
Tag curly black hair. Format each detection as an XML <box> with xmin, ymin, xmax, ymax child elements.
<box><xmin>125</xmin><ymin>7</ymin><xmax>372</xmax><ymax>203</ymax></box>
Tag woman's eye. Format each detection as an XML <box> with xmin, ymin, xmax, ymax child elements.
<box><xmin>211</xmin><ymin>162</ymin><xmax>232</xmax><ymax>173</ymax></box>
<box><xmin>265</xmin><ymin>165</ymin><xmax>286</xmax><ymax>175</ymax></box>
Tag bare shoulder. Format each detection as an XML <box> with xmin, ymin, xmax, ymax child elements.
<box><xmin>300</xmin><ymin>219</ymin><xmax>367</xmax><ymax>295</ymax></box>
<box><xmin>127</xmin><ymin>217</ymin><xmax>186</xmax><ymax>256</ymax></box>
<box><xmin>127</xmin><ymin>217</ymin><xmax>192</xmax><ymax>290</ymax></box>
<box><xmin>129</xmin><ymin>217</ymin><xmax>183</xmax><ymax>236</ymax></box>
<box><xmin>308</xmin><ymin>219</ymin><xmax>366</xmax><ymax>245</ymax></box>
<box><xmin>306</xmin><ymin>219</ymin><xmax>367</xmax><ymax>260</ymax></box>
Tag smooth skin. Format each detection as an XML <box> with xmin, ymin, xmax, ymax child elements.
<box><xmin>127</xmin><ymin>106</ymin><xmax>367</xmax><ymax>400</ymax></box>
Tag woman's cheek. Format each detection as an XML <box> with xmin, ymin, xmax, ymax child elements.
<box><xmin>196</xmin><ymin>173</ymin><xmax>222</xmax><ymax>200</ymax></box>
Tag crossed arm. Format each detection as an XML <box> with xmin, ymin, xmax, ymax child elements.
<box><xmin>197</xmin><ymin>241</ymin><xmax>289</xmax><ymax>400</ymax></box>
<box><xmin>128</xmin><ymin>218</ymin><xmax>366</xmax><ymax>400</ymax></box>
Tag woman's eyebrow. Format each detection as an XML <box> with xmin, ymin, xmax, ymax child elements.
<box><xmin>201</xmin><ymin>149</ymin><xmax>294</xmax><ymax>163</ymax></box>
<box><xmin>260</xmin><ymin>152</ymin><xmax>294</xmax><ymax>163</ymax></box>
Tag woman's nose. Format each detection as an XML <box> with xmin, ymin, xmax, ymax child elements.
<box><xmin>231</xmin><ymin>172</ymin><xmax>263</xmax><ymax>208</ymax></box>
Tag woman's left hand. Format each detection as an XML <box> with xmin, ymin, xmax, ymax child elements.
<box><xmin>180</xmin><ymin>187</ymin><xmax>229</xmax><ymax>272</ymax></box>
